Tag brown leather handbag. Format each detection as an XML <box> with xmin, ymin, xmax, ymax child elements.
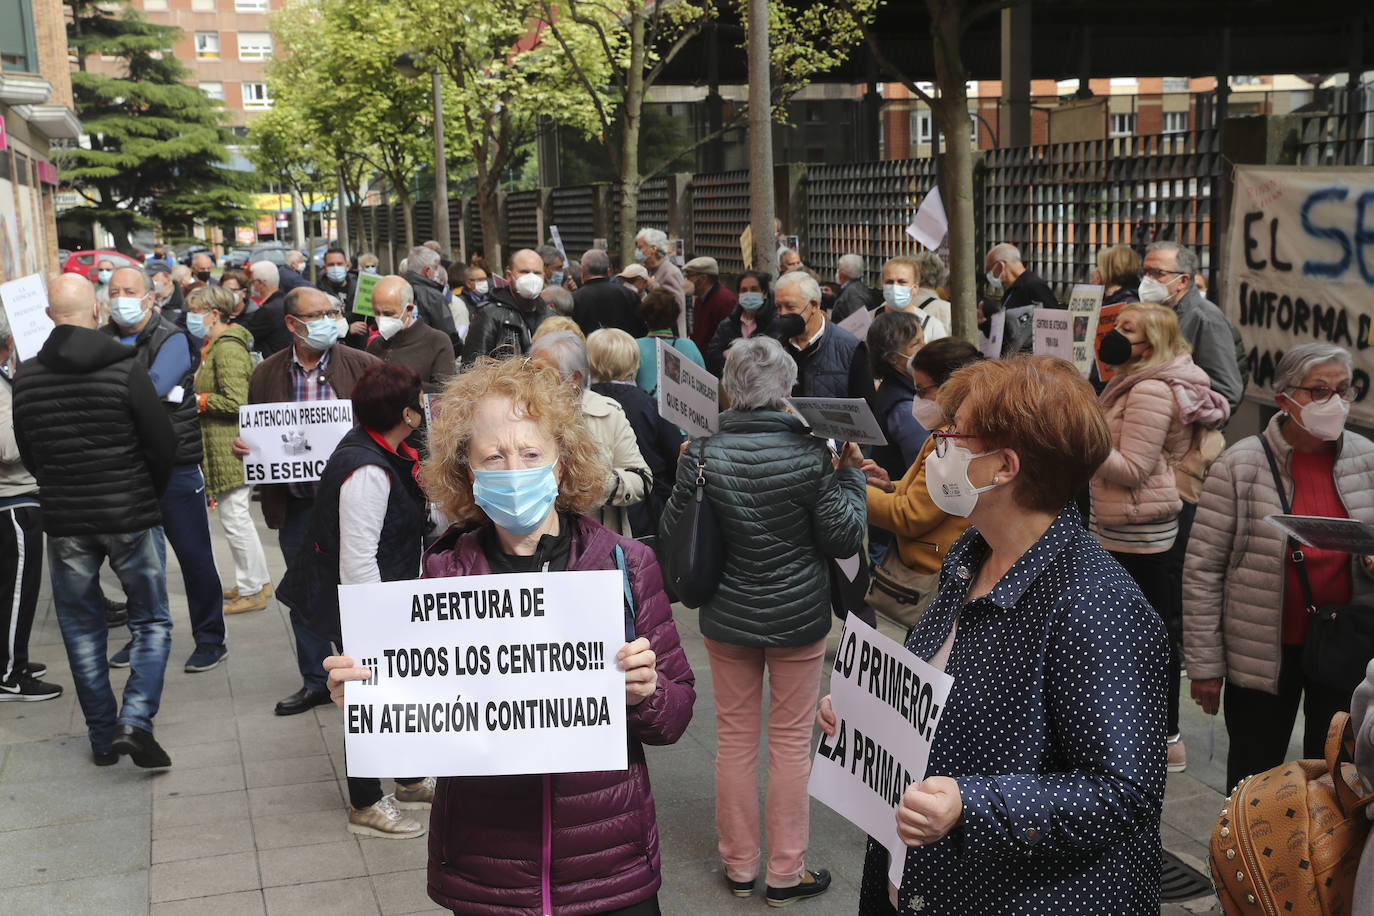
<box><xmin>1210</xmin><ymin>713</ymin><xmax>1374</xmax><ymax>915</ymax></box>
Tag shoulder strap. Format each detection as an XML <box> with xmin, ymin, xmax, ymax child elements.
<box><xmin>916</xmin><ymin>295</ymin><xmax>937</xmax><ymax>311</ymax></box>
<box><xmin>613</xmin><ymin>544</ymin><xmax>636</xmax><ymax>641</ymax></box>
<box><xmin>1258</xmin><ymin>435</ymin><xmax>1316</xmax><ymax>612</ymax></box>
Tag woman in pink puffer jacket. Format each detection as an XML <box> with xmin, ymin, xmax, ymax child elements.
<box><xmin>1090</xmin><ymin>302</ymin><xmax>1228</xmax><ymax>774</ymax></box>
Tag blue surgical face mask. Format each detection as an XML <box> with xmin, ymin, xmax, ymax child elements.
<box><xmin>633</xmin><ymin>248</ymin><xmax>647</xmax><ymax>263</ymax></box>
<box><xmin>883</xmin><ymin>284</ymin><xmax>912</xmax><ymax>309</ymax></box>
<box><xmin>550</xmin><ymin>270</ymin><xmax>564</xmax><ymax>286</ymax></box>
<box><xmin>110</xmin><ymin>295</ymin><xmax>149</xmax><ymax>327</ymax></box>
<box><xmin>362</xmin><ymin>266</ymin><xmax>378</xmax><ymax>276</ymax></box>
<box><xmin>472</xmin><ymin>462</ymin><xmax>559</xmax><ymax>534</ymax></box>
<box><xmin>96</xmin><ymin>270</ymin><xmax>112</xmax><ymax>284</ymax></box>
<box><xmin>325</xmin><ymin>265</ymin><xmax>347</xmax><ymax>283</ymax></box>
<box><xmin>738</xmin><ymin>291</ymin><xmax>765</xmax><ymax>311</ymax></box>
<box><xmin>186</xmin><ymin>312</ymin><xmax>207</xmax><ymax>339</ymax></box>
<box><xmin>294</xmin><ymin>314</ymin><xmax>339</xmax><ymax>351</ymax></box>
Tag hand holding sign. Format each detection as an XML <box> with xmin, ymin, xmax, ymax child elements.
<box><xmin>618</xmin><ymin>637</ymin><xmax>657</xmax><ymax>706</ymax></box>
<box><xmin>896</xmin><ymin>777</ymin><xmax>963</xmax><ymax>847</ymax></box>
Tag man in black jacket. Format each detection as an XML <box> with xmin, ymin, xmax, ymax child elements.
<box><xmin>401</xmin><ymin>245</ymin><xmax>459</xmax><ymax>346</ymax></box>
<box><xmin>242</xmin><ymin>261</ymin><xmax>293</xmax><ymax>357</ymax></box>
<box><xmin>572</xmin><ymin>248</ymin><xmax>645</xmax><ymax>338</ymax></box>
<box><xmin>460</xmin><ymin>248</ymin><xmax>553</xmax><ymax>368</ymax></box>
<box><xmin>12</xmin><ymin>274</ymin><xmax>177</xmax><ymax>769</ymax></box>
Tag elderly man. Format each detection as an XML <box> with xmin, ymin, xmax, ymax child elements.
<box><xmin>232</xmin><ymin>288</ymin><xmax>379</xmax><ymax>715</ymax></box>
<box><xmin>880</xmin><ymin>256</ymin><xmax>948</xmax><ymax>341</ymax></box>
<box><xmin>402</xmin><ymin>245</ymin><xmax>459</xmax><ymax>345</ymax></box>
<box><xmin>777</xmin><ymin>245</ymin><xmax>803</xmax><ymax>274</ymax></box>
<box><xmin>635</xmin><ymin>228</ymin><xmax>685</xmax><ymax>318</ymax></box>
<box><xmin>189</xmin><ymin>252</ymin><xmax>215</xmax><ymax>288</ymax></box>
<box><xmin>280</xmin><ymin>250</ymin><xmax>313</xmax><ymax>293</ymax></box>
<box><xmin>984</xmin><ymin>243</ymin><xmax>1057</xmax><ymax>354</ymax></box>
<box><xmin>460</xmin><ymin>248</ymin><xmax>553</xmax><ymax>368</ymax></box>
<box><xmin>537</xmin><ymin>244</ymin><xmax>566</xmax><ymax>288</ymax></box>
<box><xmin>103</xmin><ymin>267</ymin><xmax>227</xmax><ymax>673</ymax></box>
<box><xmin>1141</xmin><ymin>240</ymin><xmax>1243</xmax><ymax>413</ymax></box>
<box><xmin>684</xmin><ymin>256</ymin><xmax>737</xmax><ymax>354</ymax></box>
<box><xmin>541</xmin><ymin>285</ymin><xmax>574</xmax><ymax>317</ymax></box>
<box><xmin>529</xmin><ymin>331</ymin><xmax>650</xmax><ymax>536</ymax></box>
<box><xmin>573</xmin><ymin>248</ymin><xmax>644</xmax><ymax>338</ymax></box>
<box><xmin>829</xmin><ymin>253</ymin><xmax>875</xmax><ymax>324</ymax></box>
<box><xmin>241</xmin><ymin>261</ymin><xmax>293</xmax><ymax>356</ymax></box>
<box><xmin>366</xmin><ymin>275</ymin><xmax>455</xmax><ymax>395</ymax></box>
<box><xmin>775</xmin><ymin>270</ymin><xmax>873</xmax><ymax>402</ymax></box>
<box><xmin>461</xmin><ymin>263</ymin><xmax>490</xmax><ymax>313</ymax></box>
<box><xmin>13</xmin><ymin>274</ymin><xmax>176</xmax><ymax>766</ymax></box>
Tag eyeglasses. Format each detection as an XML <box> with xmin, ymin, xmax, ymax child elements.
<box><xmin>296</xmin><ymin>308</ymin><xmax>343</xmax><ymax>322</ymax></box>
<box><xmin>1287</xmin><ymin>383</ymin><xmax>1363</xmax><ymax>403</ymax></box>
<box><xmin>931</xmin><ymin>431</ymin><xmax>978</xmax><ymax>457</ymax></box>
<box><xmin>1140</xmin><ymin>268</ymin><xmax>1184</xmax><ymax>281</ymax></box>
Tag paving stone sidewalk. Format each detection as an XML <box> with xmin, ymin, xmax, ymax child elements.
<box><xmin>0</xmin><ymin>513</ymin><xmax>1226</xmax><ymax>914</ymax></box>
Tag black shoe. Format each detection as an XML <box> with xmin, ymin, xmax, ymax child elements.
<box><xmin>105</xmin><ymin>599</ymin><xmax>128</xmax><ymax>629</ymax></box>
<box><xmin>111</xmin><ymin>723</ymin><xmax>172</xmax><ymax>768</ymax></box>
<box><xmin>726</xmin><ymin>875</ymin><xmax>755</xmax><ymax>898</ymax></box>
<box><xmin>25</xmin><ymin>661</ymin><xmax>46</xmax><ymax>678</ymax></box>
<box><xmin>274</xmin><ymin>686</ymin><xmax>331</xmax><ymax>716</ymax></box>
<box><xmin>93</xmin><ymin>748</ymin><xmax>119</xmax><ymax>766</ymax></box>
<box><xmin>0</xmin><ymin>675</ymin><xmax>62</xmax><ymax>702</ymax></box>
<box><xmin>765</xmin><ymin>869</ymin><xmax>831</xmax><ymax>908</ymax></box>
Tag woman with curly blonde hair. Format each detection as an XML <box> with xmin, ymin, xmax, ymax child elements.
<box><xmin>325</xmin><ymin>356</ymin><xmax>696</xmax><ymax>916</ymax></box>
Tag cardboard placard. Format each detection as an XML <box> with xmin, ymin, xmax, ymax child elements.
<box><xmin>1065</xmin><ymin>284</ymin><xmax>1105</xmax><ymax>377</ymax></box>
<box><xmin>352</xmin><ymin>272</ymin><xmax>380</xmax><ymax>317</ymax></box>
<box><xmin>656</xmin><ymin>339</ymin><xmax>718</xmax><ymax>438</ymax></box>
<box><xmin>785</xmin><ymin>397</ymin><xmax>888</xmax><ymax>446</ymax></box>
<box><xmin>0</xmin><ymin>273</ymin><xmax>53</xmax><ymax>361</ymax></box>
<box><xmin>1264</xmin><ymin>514</ymin><xmax>1374</xmax><ymax>555</ymax></box>
<box><xmin>1031</xmin><ymin>308</ymin><xmax>1074</xmax><ymax>362</ymax></box>
<box><xmin>239</xmin><ymin>400</ymin><xmax>354</xmax><ymax>484</ymax></box>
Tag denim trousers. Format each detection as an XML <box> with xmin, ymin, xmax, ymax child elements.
<box><xmin>278</xmin><ymin>496</ymin><xmax>331</xmax><ymax>690</ymax></box>
<box><xmin>157</xmin><ymin>464</ymin><xmax>225</xmax><ymax>651</ymax></box>
<box><xmin>48</xmin><ymin>527</ymin><xmax>171</xmax><ymax>752</ymax></box>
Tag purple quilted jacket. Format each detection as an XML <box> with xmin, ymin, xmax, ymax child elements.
<box><xmin>422</xmin><ymin>515</ymin><xmax>696</xmax><ymax>916</ymax></box>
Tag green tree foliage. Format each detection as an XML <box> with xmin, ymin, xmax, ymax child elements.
<box><xmin>61</xmin><ymin>0</ymin><xmax>250</xmax><ymax>254</ymax></box>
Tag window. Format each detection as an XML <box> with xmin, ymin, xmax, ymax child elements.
<box><xmin>1162</xmin><ymin>111</ymin><xmax>1188</xmax><ymax>134</ymax></box>
<box><xmin>1231</xmin><ymin>75</ymin><xmax>1262</xmax><ymax>86</ymax></box>
<box><xmin>241</xmin><ymin>82</ymin><xmax>272</xmax><ymax>109</ymax></box>
<box><xmin>237</xmin><ymin>31</ymin><xmax>272</xmax><ymax>60</ymax></box>
<box><xmin>194</xmin><ymin>31</ymin><xmax>219</xmax><ymax>59</ymax></box>
<box><xmin>1110</xmin><ymin>112</ymin><xmax>1136</xmax><ymax>137</ymax></box>
<box><xmin>192</xmin><ymin>0</ymin><xmax>215</xmax><ymax>10</ymax></box>
<box><xmin>1162</xmin><ymin>77</ymin><xmax>1189</xmax><ymax>92</ymax></box>
<box><xmin>143</xmin><ymin>0</ymin><xmax>168</xmax><ymax>10</ymax></box>
<box><xmin>235</xmin><ymin>0</ymin><xmax>268</xmax><ymax>9</ymax></box>
<box><xmin>0</xmin><ymin>0</ymin><xmax>39</xmax><ymax>73</ymax></box>
<box><xmin>909</xmin><ymin>110</ymin><xmax>932</xmax><ymax>145</ymax></box>
<box><xmin>200</xmin><ymin>81</ymin><xmax>224</xmax><ymax>103</ymax></box>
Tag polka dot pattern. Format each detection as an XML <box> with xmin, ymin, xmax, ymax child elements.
<box><xmin>867</xmin><ymin>505</ymin><xmax>1171</xmax><ymax>915</ymax></box>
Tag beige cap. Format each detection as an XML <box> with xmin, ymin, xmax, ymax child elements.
<box><xmin>684</xmin><ymin>256</ymin><xmax>719</xmax><ymax>275</ymax></box>
<box><xmin>618</xmin><ymin>263</ymin><xmax>650</xmax><ymax>281</ymax></box>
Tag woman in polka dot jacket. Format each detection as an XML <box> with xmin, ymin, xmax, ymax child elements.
<box><xmin>821</xmin><ymin>356</ymin><xmax>1169</xmax><ymax>915</ymax></box>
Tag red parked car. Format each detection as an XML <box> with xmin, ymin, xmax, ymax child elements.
<box><xmin>62</xmin><ymin>249</ymin><xmax>143</xmax><ymax>282</ymax></box>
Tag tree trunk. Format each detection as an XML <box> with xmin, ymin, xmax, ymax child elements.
<box><xmin>477</xmin><ymin>171</ymin><xmax>503</xmax><ymax>274</ymax></box>
<box><xmin>401</xmin><ymin>193</ymin><xmax>415</xmax><ymax>254</ymax></box>
<box><xmin>618</xmin><ymin>4</ymin><xmax>647</xmax><ymax>264</ymax></box>
<box><xmin>746</xmin><ymin>0</ymin><xmax>776</xmax><ymax>277</ymax></box>
<box><xmin>108</xmin><ymin>220</ymin><xmax>137</xmax><ymax>258</ymax></box>
<box><xmin>335</xmin><ymin>165</ymin><xmax>351</xmax><ymax>256</ymax></box>
<box><xmin>929</xmin><ymin>1</ymin><xmax>976</xmax><ymax>343</ymax></box>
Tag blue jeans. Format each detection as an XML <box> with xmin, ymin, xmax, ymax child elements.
<box><xmin>278</xmin><ymin>496</ymin><xmax>330</xmax><ymax>690</ymax></box>
<box><xmin>48</xmin><ymin>528</ymin><xmax>171</xmax><ymax>752</ymax></box>
<box><xmin>157</xmin><ymin>465</ymin><xmax>225</xmax><ymax>650</ymax></box>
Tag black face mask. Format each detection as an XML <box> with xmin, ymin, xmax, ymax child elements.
<box><xmin>194</xmin><ymin>271</ymin><xmax>211</xmax><ymax>283</ymax></box>
<box><xmin>775</xmin><ymin>312</ymin><xmax>807</xmax><ymax>340</ymax></box>
<box><xmin>1097</xmin><ymin>328</ymin><xmax>1142</xmax><ymax>366</ymax></box>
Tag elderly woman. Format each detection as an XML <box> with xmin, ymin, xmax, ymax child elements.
<box><xmin>660</xmin><ymin>335</ymin><xmax>865</xmax><ymax>906</ymax></box>
<box><xmin>187</xmin><ymin>285</ymin><xmax>272</xmax><ymax>613</ymax></box>
<box><xmin>325</xmin><ymin>356</ymin><xmax>695</xmax><ymax>914</ymax></box>
<box><xmin>1091</xmin><ymin>302</ymin><xmax>1227</xmax><ymax>773</ymax></box>
<box><xmin>281</xmin><ymin>363</ymin><xmax>433</xmax><ymax>839</ymax></box>
<box><xmin>868</xmin><ymin>310</ymin><xmax>928</xmax><ymax>482</ymax></box>
<box><xmin>822</xmin><ymin>356</ymin><xmax>1169</xmax><ymax>914</ymax></box>
<box><xmin>587</xmin><ymin>328</ymin><xmax>683</xmax><ymax>540</ymax></box>
<box><xmin>1184</xmin><ymin>342</ymin><xmax>1374</xmax><ymax>791</ymax></box>
<box><xmin>635</xmin><ymin>287</ymin><xmax>704</xmax><ymax>395</ymax></box>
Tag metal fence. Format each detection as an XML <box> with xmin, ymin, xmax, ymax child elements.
<box><xmin>806</xmin><ymin>158</ymin><xmax>939</xmax><ymax>286</ymax></box>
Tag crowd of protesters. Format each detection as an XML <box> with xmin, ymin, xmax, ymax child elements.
<box><xmin>2</xmin><ymin>228</ymin><xmax>1371</xmax><ymax>916</ymax></box>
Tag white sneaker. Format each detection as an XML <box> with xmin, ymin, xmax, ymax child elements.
<box><xmin>347</xmin><ymin>795</ymin><xmax>425</xmax><ymax>839</ymax></box>
<box><xmin>393</xmin><ymin>776</ymin><xmax>436</xmax><ymax>810</ymax></box>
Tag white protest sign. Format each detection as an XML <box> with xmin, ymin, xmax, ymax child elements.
<box><xmin>785</xmin><ymin>397</ymin><xmax>888</xmax><ymax>446</ymax></box>
<box><xmin>548</xmin><ymin>225</ymin><xmax>569</xmax><ymax>267</ymax></box>
<box><xmin>809</xmin><ymin>614</ymin><xmax>953</xmax><ymax>887</ymax></box>
<box><xmin>1065</xmin><ymin>284</ymin><xmax>1104</xmax><ymax>377</ymax></box>
<box><xmin>0</xmin><ymin>273</ymin><xmax>53</xmax><ymax>361</ymax></box>
<box><xmin>656</xmin><ymin>338</ymin><xmax>718</xmax><ymax>438</ymax></box>
<box><xmin>905</xmin><ymin>186</ymin><xmax>948</xmax><ymax>250</ymax></box>
<box><xmin>836</xmin><ymin>304</ymin><xmax>874</xmax><ymax>340</ymax></box>
<box><xmin>1031</xmin><ymin>308</ymin><xmax>1074</xmax><ymax>362</ymax></box>
<box><xmin>238</xmin><ymin>400</ymin><xmax>354</xmax><ymax>484</ymax></box>
<box><xmin>1227</xmin><ymin>165</ymin><xmax>1374</xmax><ymax>424</ymax></box>
<box><xmin>339</xmin><ymin>570</ymin><xmax>627</xmax><ymax>777</ymax></box>
<box><xmin>978</xmin><ymin>310</ymin><xmax>1004</xmax><ymax>359</ymax></box>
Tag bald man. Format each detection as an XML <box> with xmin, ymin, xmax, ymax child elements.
<box><xmin>366</xmin><ymin>276</ymin><xmax>455</xmax><ymax>395</ymax></box>
<box><xmin>459</xmin><ymin>248</ymin><xmax>552</xmax><ymax>368</ymax></box>
<box><xmin>12</xmin><ymin>273</ymin><xmax>177</xmax><ymax>768</ymax></box>
<box><xmin>103</xmin><ymin>267</ymin><xmax>227</xmax><ymax>674</ymax></box>
<box><xmin>233</xmin><ymin>285</ymin><xmax>379</xmax><ymax>716</ymax></box>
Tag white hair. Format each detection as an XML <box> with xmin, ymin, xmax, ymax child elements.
<box><xmin>541</xmin><ymin>286</ymin><xmax>574</xmax><ymax>316</ymax></box>
<box><xmin>529</xmin><ymin>331</ymin><xmax>591</xmax><ymax>391</ymax></box>
<box><xmin>837</xmin><ymin>253</ymin><xmax>864</xmax><ymax>280</ymax></box>
<box><xmin>1274</xmin><ymin>342</ymin><xmax>1353</xmax><ymax>393</ymax></box>
<box><xmin>286</xmin><ymin>250</ymin><xmax>306</xmax><ymax>269</ymax></box>
<box><xmin>250</xmin><ymin>260</ymin><xmax>280</xmax><ymax>288</ymax></box>
<box><xmin>408</xmin><ymin>246</ymin><xmax>440</xmax><ymax>273</ymax></box>
<box><xmin>774</xmin><ymin>269</ymin><xmax>821</xmax><ymax>307</ymax></box>
<box><xmin>635</xmin><ymin>228</ymin><xmax>669</xmax><ymax>256</ymax></box>
<box><xmin>988</xmin><ymin>243</ymin><xmax>1022</xmax><ymax>265</ymax></box>
<box><xmin>723</xmin><ymin>336</ymin><xmax>796</xmax><ymax>410</ymax></box>
<box><xmin>397</xmin><ymin>280</ymin><xmax>415</xmax><ymax>310</ymax></box>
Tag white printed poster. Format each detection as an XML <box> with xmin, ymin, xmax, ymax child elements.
<box><xmin>1226</xmin><ymin>165</ymin><xmax>1374</xmax><ymax>424</ymax></box>
<box><xmin>808</xmin><ymin>615</ymin><xmax>953</xmax><ymax>887</ymax></box>
<box><xmin>0</xmin><ymin>273</ymin><xmax>53</xmax><ymax>361</ymax></box>
<box><xmin>656</xmin><ymin>338</ymin><xmax>718</xmax><ymax>438</ymax></box>
<box><xmin>1065</xmin><ymin>284</ymin><xmax>1104</xmax><ymax>377</ymax></box>
<box><xmin>978</xmin><ymin>310</ymin><xmax>1005</xmax><ymax>359</ymax></box>
<box><xmin>836</xmin><ymin>304</ymin><xmax>874</xmax><ymax>340</ymax></box>
<box><xmin>338</xmin><ymin>570</ymin><xmax>628</xmax><ymax>777</ymax></box>
<box><xmin>785</xmin><ymin>397</ymin><xmax>888</xmax><ymax>446</ymax></box>
<box><xmin>1031</xmin><ymin>308</ymin><xmax>1074</xmax><ymax>362</ymax></box>
<box><xmin>238</xmin><ymin>400</ymin><xmax>354</xmax><ymax>484</ymax></box>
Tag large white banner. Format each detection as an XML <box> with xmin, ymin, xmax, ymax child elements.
<box><xmin>1227</xmin><ymin>165</ymin><xmax>1374</xmax><ymax>424</ymax></box>
<box><xmin>808</xmin><ymin>615</ymin><xmax>953</xmax><ymax>887</ymax></box>
<box><xmin>339</xmin><ymin>570</ymin><xmax>628</xmax><ymax>777</ymax></box>
<box><xmin>239</xmin><ymin>400</ymin><xmax>353</xmax><ymax>484</ymax></box>
<box><xmin>656</xmin><ymin>339</ymin><xmax>718</xmax><ymax>437</ymax></box>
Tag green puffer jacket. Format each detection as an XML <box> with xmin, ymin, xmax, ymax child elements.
<box><xmin>660</xmin><ymin>409</ymin><xmax>867</xmax><ymax>647</ymax></box>
<box><xmin>195</xmin><ymin>323</ymin><xmax>254</xmax><ymax>496</ymax></box>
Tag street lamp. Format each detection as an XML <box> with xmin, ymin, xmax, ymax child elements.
<box><xmin>395</xmin><ymin>51</ymin><xmax>450</xmax><ymax>257</ymax></box>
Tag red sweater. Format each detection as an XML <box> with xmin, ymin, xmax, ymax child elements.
<box><xmin>1283</xmin><ymin>448</ymin><xmax>1352</xmax><ymax>644</ymax></box>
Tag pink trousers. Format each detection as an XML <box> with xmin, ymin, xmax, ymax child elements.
<box><xmin>704</xmin><ymin>636</ymin><xmax>826</xmax><ymax>889</ymax></box>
